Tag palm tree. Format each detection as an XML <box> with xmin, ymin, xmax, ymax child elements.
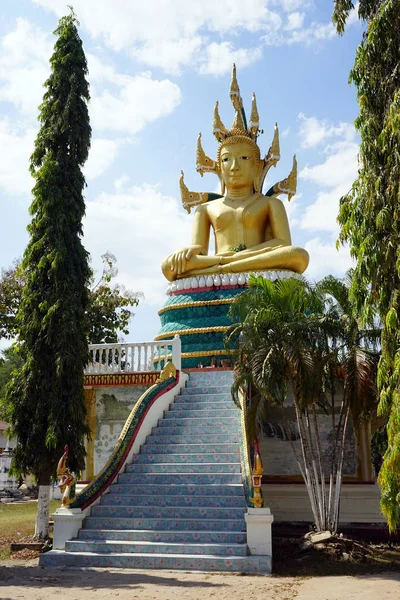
<box><xmin>227</xmin><ymin>272</ymin><xmax>379</xmax><ymax>532</ymax></box>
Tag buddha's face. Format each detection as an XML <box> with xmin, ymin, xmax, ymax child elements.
<box><xmin>220</xmin><ymin>142</ymin><xmax>258</xmax><ymax>191</ymax></box>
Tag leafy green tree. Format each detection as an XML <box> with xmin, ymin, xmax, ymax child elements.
<box><xmin>0</xmin><ymin>261</ymin><xmax>24</xmax><ymax>340</ymax></box>
<box><xmin>0</xmin><ymin>253</ymin><xmax>142</xmax><ymax>345</ymax></box>
<box><xmin>333</xmin><ymin>0</ymin><xmax>400</xmax><ymax>530</ymax></box>
<box><xmin>4</xmin><ymin>9</ymin><xmax>91</xmax><ymax>538</ymax></box>
<box><xmin>88</xmin><ymin>252</ymin><xmax>143</xmax><ymax>344</ymax></box>
<box><xmin>228</xmin><ymin>274</ymin><xmax>378</xmax><ymax>532</ymax></box>
<box><xmin>0</xmin><ymin>348</ymin><xmax>23</xmax><ymax>408</ymax></box>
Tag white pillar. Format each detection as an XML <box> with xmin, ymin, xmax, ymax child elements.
<box><xmin>245</xmin><ymin>507</ymin><xmax>274</xmax><ymax>556</ymax></box>
<box><xmin>172</xmin><ymin>335</ymin><xmax>182</xmax><ymax>371</ymax></box>
<box><xmin>51</xmin><ymin>507</ymin><xmax>88</xmax><ymax>550</ymax></box>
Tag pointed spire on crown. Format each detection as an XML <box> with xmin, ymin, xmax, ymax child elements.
<box><xmin>286</xmin><ymin>155</ymin><xmax>297</xmax><ymax>201</ymax></box>
<box><xmin>231</xmin><ymin>108</ymin><xmax>247</xmax><ymax>134</ymax></box>
<box><xmin>249</xmin><ymin>93</ymin><xmax>260</xmax><ymax>140</ymax></box>
<box><xmin>196</xmin><ymin>132</ymin><xmax>218</xmax><ymax>176</ymax></box>
<box><xmin>229</xmin><ymin>63</ymin><xmax>242</xmax><ymax>111</ymax></box>
<box><xmin>213</xmin><ymin>101</ymin><xmax>229</xmax><ymax>142</ymax></box>
<box><xmin>267</xmin><ymin>123</ymin><xmax>280</xmax><ymax>164</ymax></box>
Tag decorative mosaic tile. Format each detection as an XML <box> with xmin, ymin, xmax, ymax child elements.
<box><xmin>66</xmin><ymin>540</ymin><xmax>248</xmax><ymax>556</ymax></box>
<box><xmin>141</xmin><ymin>443</ymin><xmax>239</xmax><ymax>454</ymax></box>
<box><xmin>131</xmin><ymin>452</ymin><xmax>240</xmax><ymax>464</ymax></box>
<box><xmin>109</xmin><ymin>483</ymin><xmax>244</xmax><ymax>496</ymax></box>
<box><xmin>117</xmin><ymin>472</ymin><xmax>242</xmax><ymax>485</ymax></box>
<box><xmin>78</xmin><ymin>529</ymin><xmax>247</xmax><ymax>544</ymax></box>
<box><xmin>101</xmin><ymin>494</ymin><xmax>245</xmax><ymax>508</ymax></box>
<box><xmin>125</xmin><ymin>462</ymin><xmax>240</xmax><ymax>474</ymax></box>
<box><xmin>40</xmin><ymin>551</ymin><xmax>272</xmax><ymax>573</ymax></box>
<box><xmin>91</xmin><ymin>505</ymin><xmax>246</xmax><ymax>520</ymax></box>
<box><xmin>84</xmin><ymin>516</ymin><xmax>246</xmax><ymax>531</ymax></box>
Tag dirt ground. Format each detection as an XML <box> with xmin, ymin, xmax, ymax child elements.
<box><xmin>0</xmin><ymin>559</ymin><xmax>400</xmax><ymax>600</ymax></box>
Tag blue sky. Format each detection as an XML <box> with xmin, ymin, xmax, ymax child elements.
<box><xmin>0</xmin><ymin>0</ymin><xmax>363</xmax><ymax>348</ymax></box>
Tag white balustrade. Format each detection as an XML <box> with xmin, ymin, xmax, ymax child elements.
<box><xmin>85</xmin><ymin>336</ymin><xmax>181</xmax><ymax>374</ymax></box>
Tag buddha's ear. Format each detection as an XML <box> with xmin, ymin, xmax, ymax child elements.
<box><xmin>253</xmin><ymin>161</ymin><xmax>264</xmax><ymax>193</ymax></box>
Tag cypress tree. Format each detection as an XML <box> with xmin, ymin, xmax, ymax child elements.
<box><xmin>5</xmin><ymin>9</ymin><xmax>91</xmax><ymax>537</ymax></box>
<box><xmin>333</xmin><ymin>0</ymin><xmax>400</xmax><ymax>530</ymax></box>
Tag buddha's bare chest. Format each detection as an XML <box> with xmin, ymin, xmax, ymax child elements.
<box><xmin>208</xmin><ymin>198</ymin><xmax>268</xmax><ymax>233</ymax></box>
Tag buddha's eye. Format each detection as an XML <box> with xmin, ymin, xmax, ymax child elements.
<box><xmin>221</xmin><ymin>156</ymin><xmax>230</xmax><ymax>162</ymax></box>
<box><xmin>241</xmin><ymin>156</ymin><xmax>250</xmax><ymax>160</ymax></box>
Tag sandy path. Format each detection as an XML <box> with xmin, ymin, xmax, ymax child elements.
<box><xmin>0</xmin><ymin>561</ymin><xmax>399</xmax><ymax>600</ymax></box>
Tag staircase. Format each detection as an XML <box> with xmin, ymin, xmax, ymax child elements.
<box><xmin>41</xmin><ymin>371</ymin><xmax>271</xmax><ymax>573</ymax></box>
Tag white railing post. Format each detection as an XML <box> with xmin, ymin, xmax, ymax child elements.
<box><xmin>85</xmin><ymin>339</ymin><xmax>180</xmax><ymax>375</ymax></box>
<box><xmin>172</xmin><ymin>335</ymin><xmax>181</xmax><ymax>371</ymax></box>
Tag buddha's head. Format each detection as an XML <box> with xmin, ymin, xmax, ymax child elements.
<box><xmin>217</xmin><ymin>134</ymin><xmax>263</xmax><ymax>194</ymax></box>
<box><xmin>195</xmin><ymin>64</ymin><xmax>281</xmax><ymax>196</ymax></box>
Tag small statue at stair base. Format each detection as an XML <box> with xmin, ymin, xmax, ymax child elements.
<box><xmin>250</xmin><ymin>441</ymin><xmax>264</xmax><ymax>508</ymax></box>
<box><xmin>56</xmin><ymin>445</ymin><xmax>76</xmax><ymax>507</ymax></box>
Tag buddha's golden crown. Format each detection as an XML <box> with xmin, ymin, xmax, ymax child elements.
<box><xmin>212</xmin><ymin>63</ymin><xmax>260</xmax><ymax>143</ymax></box>
<box><xmin>196</xmin><ymin>64</ymin><xmax>281</xmax><ymax>187</ymax></box>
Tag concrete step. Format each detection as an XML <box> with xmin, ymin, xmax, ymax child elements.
<box><xmin>78</xmin><ymin>529</ymin><xmax>247</xmax><ymax>544</ymax></box>
<box><xmin>181</xmin><ymin>386</ymin><xmax>232</xmax><ymax>395</ymax></box>
<box><xmin>83</xmin><ymin>516</ymin><xmax>245</xmax><ymax>532</ymax></box>
<box><xmin>109</xmin><ymin>483</ymin><xmax>244</xmax><ymax>497</ymax></box>
<box><xmin>164</xmin><ymin>408</ymin><xmax>237</xmax><ymax>419</ymax></box>
<box><xmin>117</xmin><ymin>472</ymin><xmax>242</xmax><ymax>485</ymax></box>
<box><xmin>131</xmin><ymin>452</ymin><xmax>239</xmax><ymax>464</ymax></box>
<box><xmin>148</xmin><ymin>429</ymin><xmax>238</xmax><ymax>439</ymax></box>
<box><xmin>91</xmin><ymin>505</ymin><xmax>246</xmax><ymax>520</ymax></box>
<box><xmin>40</xmin><ymin>550</ymin><xmax>271</xmax><ymax>573</ymax></box>
<box><xmin>157</xmin><ymin>417</ymin><xmax>238</xmax><ymax>428</ymax></box>
<box><xmin>100</xmin><ymin>494</ymin><xmax>245</xmax><ymax>508</ymax></box>
<box><xmin>141</xmin><ymin>442</ymin><xmax>239</xmax><ymax>454</ymax></box>
<box><xmin>169</xmin><ymin>400</ymin><xmax>234</xmax><ymax>410</ymax></box>
<box><xmin>65</xmin><ymin>539</ymin><xmax>248</xmax><ymax>556</ymax></box>
<box><xmin>176</xmin><ymin>393</ymin><xmax>232</xmax><ymax>403</ymax></box>
<box><xmin>124</xmin><ymin>462</ymin><xmax>240</xmax><ymax>474</ymax></box>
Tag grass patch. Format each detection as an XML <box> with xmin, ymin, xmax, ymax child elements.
<box><xmin>0</xmin><ymin>499</ymin><xmax>60</xmax><ymax>560</ymax></box>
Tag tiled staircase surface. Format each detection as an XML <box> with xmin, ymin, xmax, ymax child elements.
<box><xmin>41</xmin><ymin>371</ymin><xmax>271</xmax><ymax>573</ymax></box>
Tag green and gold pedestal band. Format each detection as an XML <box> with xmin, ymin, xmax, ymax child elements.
<box><xmin>155</xmin><ymin>287</ymin><xmax>246</xmax><ymax>368</ymax></box>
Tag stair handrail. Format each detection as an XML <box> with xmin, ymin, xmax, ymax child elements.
<box><xmin>237</xmin><ymin>385</ymin><xmax>255</xmax><ymax>507</ymax></box>
<box><xmin>66</xmin><ymin>369</ymin><xmax>180</xmax><ymax>510</ymax></box>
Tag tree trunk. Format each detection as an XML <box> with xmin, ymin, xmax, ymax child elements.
<box><xmin>35</xmin><ymin>483</ymin><xmax>51</xmax><ymax>539</ymax></box>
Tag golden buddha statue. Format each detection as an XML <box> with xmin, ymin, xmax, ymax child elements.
<box><xmin>161</xmin><ymin>65</ymin><xmax>309</xmax><ymax>282</ymax></box>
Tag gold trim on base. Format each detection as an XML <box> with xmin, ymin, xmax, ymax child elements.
<box><xmin>158</xmin><ymin>298</ymin><xmax>233</xmax><ymax>315</ymax></box>
<box><xmin>154</xmin><ymin>326</ymin><xmax>229</xmax><ymax>341</ymax></box>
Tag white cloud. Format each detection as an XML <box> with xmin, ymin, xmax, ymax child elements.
<box><xmin>300</xmin><ymin>140</ymin><xmax>358</xmax><ymax>189</ymax></box>
<box><xmin>35</xmin><ymin>0</ymin><xmax>282</xmax><ymax>48</ymax></box>
<box><xmin>275</xmin><ymin>0</ymin><xmax>311</xmax><ymax>11</ymax></box>
<box><xmin>295</xmin><ymin>116</ymin><xmax>359</xmax><ymax>280</ymax></box>
<box><xmin>132</xmin><ymin>37</ymin><xmax>203</xmax><ymax>76</ymax></box>
<box><xmin>91</xmin><ymin>73</ymin><xmax>182</xmax><ymax>135</ymax></box>
<box><xmin>199</xmin><ymin>42</ymin><xmax>263</xmax><ymax>76</ymax></box>
<box><xmin>346</xmin><ymin>2</ymin><xmax>361</xmax><ymax>27</ymax></box>
<box><xmin>305</xmin><ymin>237</ymin><xmax>354</xmax><ymax>281</ymax></box>
<box><xmin>300</xmin><ymin>184</ymin><xmax>351</xmax><ymax>234</ymax></box>
<box><xmin>298</xmin><ymin>113</ymin><xmax>356</xmax><ymax>149</ymax></box>
<box><xmin>262</xmin><ymin>19</ymin><xmax>336</xmax><ymax>47</ymax></box>
<box><xmin>0</xmin><ymin>18</ymin><xmax>51</xmax><ymax>116</ymax></box>
<box><xmin>289</xmin><ymin>21</ymin><xmax>336</xmax><ymax>44</ymax></box>
<box><xmin>84</xmin><ymin>182</ymin><xmax>191</xmax><ymax>306</ymax></box>
<box><xmin>35</xmin><ymin>0</ymin><xmax>342</xmax><ymax>72</ymax></box>
<box><xmin>285</xmin><ymin>12</ymin><xmax>305</xmax><ymax>31</ymax></box>
<box><xmin>0</xmin><ymin>119</ymin><xmax>36</xmax><ymax>196</ymax></box>
<box><xmin>84</xmin><ymin>138</ymin><xmax>119</xmax><ymax>181</ymax></box>
<box><xmin>0</xmin><ymin>22</ymin><xmax>182</xmax><ymax>141</ymax></box>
